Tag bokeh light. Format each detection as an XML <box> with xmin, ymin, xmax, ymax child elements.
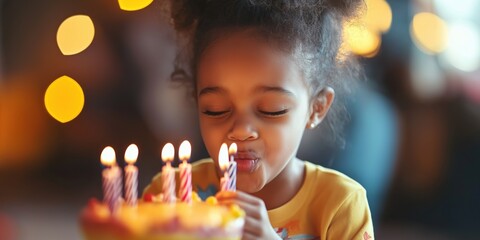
<box><xmin>343</xmin><ymin>24</ymin><xmax>381</xmax><ymax>57</ymax></box>
<box><xmin>443</xmin><ymin>21</ymin><xmax>480</xmax><ymax>72</ymax></box>
<box><xmin>118</xmin><ymin>0</ymin><xmax>154</xmax><ymax>11</ymax></box>
<box><xmin>364</xmin><ymin>0</ymin><xmax>392</xmax><ymax>33</ymax></box>
<box><xmin>44</xmin><ymin>75</ymin><xmax>85</xmax><ymax>123</ymax></box>
<box><xmin>410</xmin><ymin>12</ymin><xmax>448</xmax><ymax>54</ymax></box>
<box><xmin>434</xmin><ymin>0</ymin><xmax>478</xmax><ymax>20</ymax></box>
<box><xmin>342</xmin><ymin>0</ymin><xmax>391</xmax><ymax>58</ymax></box>
<box><xmin>0</xmin><ymin>78</ymin><xmax>51</xmax><ymax>168</ymax></box>
<box><xmin>56</xmin><ymin>15</ymin><xmax>95</xmax><ymax>55</ymax></box>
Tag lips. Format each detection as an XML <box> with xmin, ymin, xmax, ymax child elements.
<box><xmin>234</xmin><ymin>151</ymin><xmax>259</xmax><ymax>173</ymax></box>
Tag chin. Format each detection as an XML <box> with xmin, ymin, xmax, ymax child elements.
<box><xmin>236</xmin><ymin>177</ymin><xmax>265</xmax><ymax>194</ymax></box>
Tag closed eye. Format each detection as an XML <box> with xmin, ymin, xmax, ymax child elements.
<box><xmin>202</xmin><ymin>110</ymin><xmax>230</xmax><ymax>116</ymax></box>
<box><xmin>259</xmin><ymin>109</ymin><xmax>289</xmax><ymax>116</ymax></box>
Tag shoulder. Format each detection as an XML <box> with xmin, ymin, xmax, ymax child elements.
<box><xmin>305</xmin><ymin>161</ymin><xmax>365</xmax><ymax>194</ymax></box>
<box><xmin>303</xmin><ymin>161</ymin><xmax>373</xmax><ymax>238</ymax></box>
<box><xmin>303</xmin><ymin>161</ymin><xmax>368</xmax><ymax>212</ymax></box>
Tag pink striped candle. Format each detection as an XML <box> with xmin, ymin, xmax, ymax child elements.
<box><xmin>124</xmin><ymin>144</ymin><xmax>139</xmax><ymax>206</ymax></box>
<box><xmin>100</xmin><ymin>146</ymin><xmax>120</xmax><ymax>214</ymax></box>
<box><xmin>228</xmin><ymin>143</ymin><xmax>237</xmax><ymax>191</ymax></box>
<box><xmin>178</xmin><ymin>140</ymin><xmax>192</xmax><ymax>203</ymax></box>
<box><xmin>218</xmin><ymin>143</ymin><xmax>230</xmax><ymax>192</ymax></box>
<box><xmin>161</xmin><ymin>143</ymin><xmax>176</xmax><ymax>203</ymax></box>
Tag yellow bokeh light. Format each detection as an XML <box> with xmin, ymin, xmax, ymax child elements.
<box><xmin>343</xmin><ymin>24</ymin><xmax>382</xmax><ymax>57</ymax></box>
<box><xmin>410</xmin><ymin>12</ymin><xmax>448</xmax><ymax>54</ymax></box>
<box><xmin>44</xmin><ymin>76</ymin><xmax>85</xmax><ymax>123</ymax></box>
<box><xmin>118</xmin><ymin>0</ymin><xmax>154</xmax><ymax>11</ymax></box>
<box><xmin>364</xmin><ymin>0</ymin><xmax>392</xmax><ymax>33</ymax></box>
<box><xmin>56</xmin><ymin>15</ymin><xmax>95</xmax><ymax>55</ymax></box>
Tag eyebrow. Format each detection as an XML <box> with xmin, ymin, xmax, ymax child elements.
<box><xmin>198</xmin><ymin>87</ymin><xmax>223</xmax><ymax>97</ymax></box>
<box><xmin>198</xmin><ymin>85</ymin><xmax>295</xmax><ymax>97</ymax></box>
<box><xmin>256</xmin><ymin>86</ymin><xmax>295</xmax><ymax>97</ymax></box>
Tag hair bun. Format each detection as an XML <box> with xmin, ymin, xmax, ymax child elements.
<box><xmin>247</xmin><ymin>0</ymin><xmax>363</xmax><ymax>17</ymax></box>
<box><xmin>247</xmin><ymin>0</ymin><xmax>322</xmax><ymax>9</ymax></box>
<box><xmin>167</xmin><ymin>0</ymin><xmax>364</xmax><ymax>30</ymax></box>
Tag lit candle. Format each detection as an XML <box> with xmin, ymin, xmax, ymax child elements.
<box><xmin>219</xmin><ymin>143</ymin><xmax>230</xmax><ymax>192</ymax></box>
<box><xmin>100</xmin><ymin>146</ymin><xmax>120</xmax><ymax>214</ymax></box>
<box><xmin>178</xmin><ymin>140</ymin><xmax>192</xmax><ymax>203</ymax></box>
<box><xmin>124</xmin><ymin>144</ymin><xmax>139</xmax><ymax>206</ymax></box>
<box><xmin>228</xmin><ymin>143</ymin><xmax>237</xmax><ymax>191</ymax></box>
<box><xmin>161</xmin><ymin>143</ymin><xmax>176</xmax><ymax>203</ymax></box>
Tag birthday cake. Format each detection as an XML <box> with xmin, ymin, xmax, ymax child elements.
<box><xmin>80</xmin><ymin>193</ymin><xmax>245</xmax><ymax>240</ymax></box>
<box><xmin>80</xmin><ymin>142</ymin><xmax>244</xmax><ymax>240</ymax></box>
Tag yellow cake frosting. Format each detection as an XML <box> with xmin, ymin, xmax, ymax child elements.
<box><xmin>80</xmin><ymin>194</ymin><xmax>245</xmax><ymax>240</ymax></box>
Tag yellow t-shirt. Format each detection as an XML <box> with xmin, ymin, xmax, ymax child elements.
<box><xmin>143</xmin><ymin>159</ymin><xmax>374</xmax><ymax>240</ymax></box>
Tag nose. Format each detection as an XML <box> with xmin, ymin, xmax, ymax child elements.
<box><xmin>227</xmin><ymin>116</ymin><xmax>259</xmax><ymax>141</ymax></box>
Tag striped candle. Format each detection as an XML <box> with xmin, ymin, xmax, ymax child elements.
<box><xmin>102</xmin><ymin>167</ymin><xmax>116</xmax><ymax>212</ymax></box>
<box><xmin>228</xmin><ymin>143</ymin><xmax>237</xmax><ymax>191</ymax></box>
<box><xmin>124</xmin><ymin>165</ymin><xmax>138</xmax><ymax>206</ymax></box>
<box><xmin>112</xmin><ymin>165</ymin><xmax>122</xmax><ymax>212</ymax></box>
<box><xmin>101</xmin><ymin>146</ymin><xmax>120</xmax><ymax>214</ymax></box>
<box><xmin>124</xmin><ymin>144</ymin><xmax>139</xmax><ymax>206</ymax></box>
<box><xmin>178</xmin><ymin>140</ymin><xmax>192</xmax><ymax>203</ymax></box>
<box><xmin>162</xmin><ymin>165</ymin><xmax>175</xmax><ymax>203</ymax></box>
<box><xmin>179</xmin><ymin>163</ymin><xmax>192</xmax><ymax>203</ymax></box>
<box><xmin>220</xmin><ymin>172</ymin><xmax>229</xmax><ymax>192</ymax></box>
<box><xmin>161</xmin><ymin>143</ymin><xmax>176</xmax><ymax>203</ymax></box>
<box><xmin>218</xmin><ymin>143</ymin><xmax>230</xmax><ymax>192</ymax></box>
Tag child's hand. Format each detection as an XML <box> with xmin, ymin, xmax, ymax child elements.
<box><xmin>216</xmin><ymin>191</ymin><xmax>281</xmax><ymax>240</ymax></box>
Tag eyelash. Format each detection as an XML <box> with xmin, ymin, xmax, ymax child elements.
<box><xmin>202</xmin><ymin>110</ymin><xmax>229</xmax><ymax>116</ymax></box>
<box><xmin>259</xmin><ymin>109</ymin><xmax>289</xmax><ymax>116</ymax></box>
<box><xmin>202</xmin><ymin>109</ymin><xmax>289</xmax><ymax>117</ymax></box>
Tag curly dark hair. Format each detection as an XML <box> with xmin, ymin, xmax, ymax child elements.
<box><xmin>160</xmin><ymin>0</ymin><xmax>365</xmax><ymax>148</ymax></box>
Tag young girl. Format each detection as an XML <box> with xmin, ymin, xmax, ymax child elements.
<box><xmin>144</xmin><ymin>0</ymin><xmax>374</xmax><ymax>239</ymax></box>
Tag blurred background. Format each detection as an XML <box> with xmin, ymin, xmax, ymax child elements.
<box><xmin>0</xmin><ymin>0</ymin><xmax>479</xmax><ymax>239</ymax></box>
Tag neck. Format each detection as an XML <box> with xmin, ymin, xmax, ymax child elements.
<box><xmin>252</xmin><ymin>158</ymin><xmax>305</xmax><ymax>210</ymax></box>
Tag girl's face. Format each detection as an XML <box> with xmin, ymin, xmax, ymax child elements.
<box><xmin>196</xmin><ymin>30</ymin><xmax>313</xmax><ymax>193</ymax></box>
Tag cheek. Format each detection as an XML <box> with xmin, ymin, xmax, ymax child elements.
<box><xmin>199</xmin><ymin>117</ymin><xmax>226</xmax><ymax>160</ymax></box>
<box><xmin>263</xmin><ymin>118</ymin><xmax>306</xmax><ymax>164</ymax></box>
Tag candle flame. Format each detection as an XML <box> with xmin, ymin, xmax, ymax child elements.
<box><xmin>101</xmin><ymin>146</ymin><xmax>116</xmax><ymax>167</ymax></box>
<box><xmin>161</xmin><ymin>143</ymin><xmax>175</xmax><ymax>162</ymax></box>
<box><xmin>179</xmin><ymin>140</ymin><xmax>191</xmax><ymax>162</ymax></box>
<box><xmin>218</xmin><ymin>143</ymin><xmax>229</xmax><ymax>171</ymax></box>
<box><xmin>124</xmin><ymin>144</ymin><xmax>138</xmax><ymax>164</ymax></box>
<box><xmin>228</xmin><ymin>143</ymin><xmax>237</xmax><ymax>155</ymax></box>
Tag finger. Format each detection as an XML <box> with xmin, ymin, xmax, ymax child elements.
<box><xmin>217</xmin><ymin>191</ymin><xmax>258</xmax><ymax>204</ymax></box>
<box><xmin>235</xmin><ymin>201</ymin><xmax>262</xmax><ymax>219</ymax></box>
<box><xmin>233</xmin><ymin>191</ymin><xmax>262</xmax><ymax>205</ymax></box>
<box><xmin>241</xmin><ymin>231</ymin><xmax>258</xmax><ymax>240</ymax></box>
<box><xmin>243</xmin><ymin>215</ymin><xmax>261</xmax><ymax>236</ymax></box>
<box><xmin>216</xmin><ymin>191</ymin><xmax>266</xmax><ymax>207</ymax></box>
<box><xmin>218</xmin><ymin>191</ymin><xmax>266</xmax><ymax>210</ymax></box>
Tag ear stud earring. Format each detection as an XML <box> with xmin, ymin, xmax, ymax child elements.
<box><xmin>310</xmin><ymin>123</ymin><xmax>316</xmax><ymax>129</ymax></box>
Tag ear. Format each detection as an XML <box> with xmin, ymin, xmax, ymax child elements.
<box><xmin>307</xmin><ymin>87</ymin><xmax>335</xmax><ymax>129</ymax></box>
